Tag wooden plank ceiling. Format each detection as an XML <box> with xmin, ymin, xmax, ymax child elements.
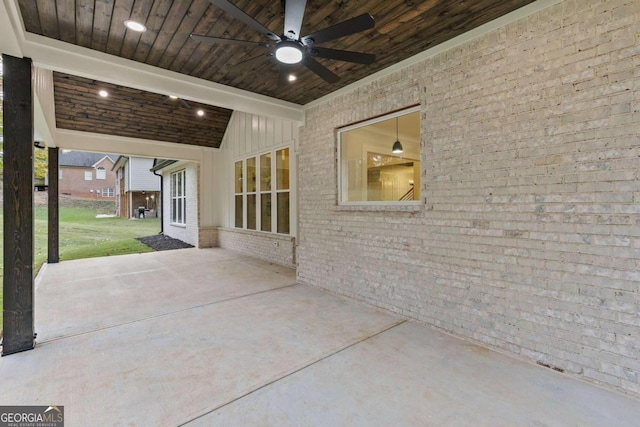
<box><xmin>19</xmin><ymin>0</ymin><xmax>535</xmax><ymax>105</ymax></box>
<box><xmin>53</xmin><ymin>72</ymin><xmax>233</xmax><ymax>148</ymax></box>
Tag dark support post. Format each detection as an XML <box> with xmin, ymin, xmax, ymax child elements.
<box><xmin>2</xmin><ymin>54</ymin><xmax>35</xmax><ymax>356</ymax></box>
<box><xmin>48</xmin><ymin>147</ymin><xmax>60</xmax><ymax>264</ymax></box>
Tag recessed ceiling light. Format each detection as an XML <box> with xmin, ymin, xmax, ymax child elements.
<box><xmin>197</xmin><ymin>109</ymin><xmax>205</xmax><ymax>117</ymax></box>
<box><xmin>124</xmin><ymin>20</ymin><xmax>146</xmax><ymax>32</ymax></box>
<box><xmin>169</xmin><ymin>95</ymin><xmax>178</xmax><ymax>99</ymax></box>
<box><xmin>98</xmin><ymin>90</ymin><xmax>109</xmax><ymax>97</ymax></box>
<box><xmin>288</xmin><ymin>74</ymin><xmax>297</xmax><ymax>82</ymax></box>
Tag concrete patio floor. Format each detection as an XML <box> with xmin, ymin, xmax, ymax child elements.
<box><xmin>1</xmin><ymin>248</ymin><xmax>638</xmax><ymax>426</ymax></box>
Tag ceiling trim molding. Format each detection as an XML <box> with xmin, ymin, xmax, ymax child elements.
<box><xmin>55</xmin><ymin>129</ymin><xmax>212</xmax><ymax>162</ymax></box>
<box><xmin>3</xmin><ymin>0</ymin><xmax>304</xmax><ymax>123</ymax></box>
<box><xmin>304</xmin><ymin>0</ymin><xmax>563</xmax><ymax>110</ymax></box>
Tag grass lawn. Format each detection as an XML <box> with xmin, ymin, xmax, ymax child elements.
<box><xmin>1</xmin><ymin>200</ymin><xmax>160</xmax><ymax>333</ymax></box>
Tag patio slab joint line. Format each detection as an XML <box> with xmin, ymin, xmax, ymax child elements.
<box><xmin>179</xmin><ymin>319</ymin><xmax>408</xmax><ymax>426</ymax></box>
<box><xmin>37</xmin><ymin>282</ymin><xmax>299</xmax><ymax>345</ymax></box>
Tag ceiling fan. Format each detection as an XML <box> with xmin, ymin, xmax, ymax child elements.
<box><xmin>191</xmin><ymin>0</ymin><xmax>376</xmax><ymax>86</ymax></box>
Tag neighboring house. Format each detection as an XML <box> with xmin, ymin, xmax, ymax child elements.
<box><xmin>151</xmin><ymin>159</ymin><xmax>198</xmax><ymax>247</ymax></box>
<box><xmin>112</xmin><ymin>156</ymin><xmax>161</xmax><ymax>218</ymax></box>
<box><xmin>59</xmin><ymin>151</ymin><xmax>117</xmax><ymax>199</ymax></box>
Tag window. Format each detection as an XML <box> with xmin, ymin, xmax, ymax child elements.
<box><xmin>84</xmin><ymin>171</ymin><xmax>92</xmax><ymax>180</ymax></box>
<box><xmin>171</xmin><ymin>170</ymin><xmax>186</xmax><ymax>225</ymax></box>
<box><xmin>102</xmin><ymin>188</ymin><xmax>114</xmax><ymax>197</ymax></box>
<box><xmin>234</xmin><ymin>161</ymin><xmax>243</xmax><ymax>228</ymax></box>
<box><xmin>338</xmin><ymin>108</ymin><xmax>421</xmax><ymax>205</ymax></box>
<box><xmin>96</xmin><ymin>167</ymin><xmax>106</xmax><ymax>180</ymax></box>
<box><xmin>234</xmin><ymin>148</ymin><xmax>290</xmax><ymax>234</ymax></box>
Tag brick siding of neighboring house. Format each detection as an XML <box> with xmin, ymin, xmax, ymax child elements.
<box><xmin>59</xmin><ymin>156</ymin><xmax>116</xmax><ymax>199</ymax></box>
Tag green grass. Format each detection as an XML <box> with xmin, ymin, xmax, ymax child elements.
<box><xmin>1</xmin><ymin>201</ymin><xmax>160</xmax><ymax>333</ymax></box>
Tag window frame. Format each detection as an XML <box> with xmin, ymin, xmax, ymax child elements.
<box><xmin>96</xmin><ymin>166</ymin><xmax>106</xmax><ymax>180</ymax></box>
<box><xmin>233</xmin><ymin>147</ymin><xmax>290</xmax><ymax>235</ymax></box>
<box><xmin>84</xmin><ymin>170</ymin><xmax>93</xmax><ymax>181</ymax></box>
<box><xmin>337</xmin><ymin>106</ymin><xmax>422</xmax><ymax>207</ymax></box>
<box><xmin>170</xmin><ymin>169</ymin><xmax>187</xmax><ymax>226</ymax></box>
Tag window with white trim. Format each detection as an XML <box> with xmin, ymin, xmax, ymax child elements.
<box><xmin>234</xmin><ymin>148</ymin><xmax>290</xmax><ymax>234</ymax></box>
<box><xmin>171</xmin><ymin>170</ymin><xmax>186</xmax><ymax>225</ymax></box>
<box><xmin>338</xmin><ymin>107</ymin><xmax>421</xmax><ymax>205</ymax></box>
<box><xmin>84</xmin><ymin>171</ymin><xmax>92</xmax><ymax>180</ymax></box>
<box><xmin>96</xmin><ymin>167</ymin><xmax>106</xmax><ymax>180</ymax></box>
<box><xmin>102</xmin><ymin>188</ymin><xmax>114</xmax><ymax>197</ymax></box>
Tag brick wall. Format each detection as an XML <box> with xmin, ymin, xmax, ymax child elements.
<box><xmin>59</xmin><ymin>164</ymin><xmax>117</xmax><ymax>200</ymax></box>
<box><xmin>198</xmin><ymin>227</ymin><xmax>218</xmax><ymax>248</ymax></box>
<box><xmin>218</xmin><ymin>228</ymin><xmax>295</xmax><ymax>268</ymax></box>
<box><xmin>298</xmin><ymin>0</ymin><xmax>640</xmax><ymax>396</ymax></box>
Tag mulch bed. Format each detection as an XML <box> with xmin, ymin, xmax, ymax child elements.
<box><xmin>136</xmin><ymin>234</ymin><xmax>194</xmax><ymax>251</ymax></box>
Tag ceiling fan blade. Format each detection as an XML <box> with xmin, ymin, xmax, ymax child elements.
<box><xmin>190</xmin><ymin>34</ymin><xmax>271</xmax><ymax>48</ymax></box>
<box><xmin>228</xmin><ymin>53</ymin><xmax>271</xmax><ymax>73</ymax></box>
<box><xmin>284</xmin><ymin>0</ymin><xmax>306</xmax><ymax>40</ymax></box>
<box><xmin>209</xmin><ymin>0</ymin><xmax>281</xmax><ymax>41</ymax></box>
<box><xmin>302</xmin><ymin>57</ymin><xmax>338</xmax><ymax>83</ymax></box>
<box><xmin>301</xmin><ymin>13</ymin><xmax>374</xmax><ymax>46</ymax></box>
<box><xmin>309</xmin><ymin>47</ymin><xmax>375</xmax><ymax>64</ymax></box>
<box><xmin>179</xmin><ymin>99</ymin><xmax>191</xmax><ymax>108</ymax></box>
<box><xmin>277</xmin><ymin>65</ymin><xmax>295</xmax><ymax>87</ymax></box>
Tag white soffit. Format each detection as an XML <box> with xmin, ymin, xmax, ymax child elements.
<box><xmin>304</xmin><ymin>0</ymin><xmax>564</xmax><ymax>110</ymax></box>
<box><xmin>2</xmin><ymin>0</ymin><xmax>304</xmax><ymax>124</ymax></box>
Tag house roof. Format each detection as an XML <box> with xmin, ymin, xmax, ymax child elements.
<box><xmin>150</xmin><ymin>159</ymin><xmax>179</xmax><ymax>172</ymax></box>
<box><xmin>59</xmin><ymin>151</ymin><xmax>118</xmax><ymax>168</ymax></box>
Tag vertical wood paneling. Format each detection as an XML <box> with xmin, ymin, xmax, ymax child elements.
<box><xmin>258</xmin><ymin>116</ymin><xmax>267</xmax><ymax>151</ymax></box>
<box><xmin>75</xmin><ymin>0</ymin><xmax>95</xmax><ymax>48</ymax></box>
<box><xmin>132</xmin><ymin>0</ymin><xmax>173</xmax><ymax>62</ymax></box>
<box><xmin>33</xmin><ymin>67</ymin><xmax>56</xmax><ymax>138</ymax></box>
<box><xmin>105</xmin><ymin>0</ymin><xmax>135</xmax><ymax>55</ymax></box>
<box><xmin>266</xmin><ymin>117</ymin><xmax>275</xmax><ymax>148</ymax></box>
<box><xmin>119</xmin><ymin>0</ymin><xmax>154</xmax><ymax>58</ymax></box>
<box><xmin>36</xmin><ymin>0</ymin><xmax>60</xmax><ymax>38</ymax></box>
<box><xmin>251</xmin><ymin>115</ymin><xmax>259</xmax><ymax>153</ymax></box>
<box><xmin>56</xmin><ymin>0</ymin><xmax>77</xmax><ymax>43</ymax></box>
<box><xmin>91</xmin><ymin>0</ymin><xmax>116</xmax><ymax>51</ymax></box>
<box><xmin>2</xmin><ymin>54</ymin><xmax>35</xmax><ymax>356</ymax></box>
<box><xmin>17</xmin><ymin>0</ymin><xmax>43</xmax><ymax>34</ymax></box>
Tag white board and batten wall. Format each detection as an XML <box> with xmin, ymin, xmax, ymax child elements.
<box><xmin>214</xmin><ymin>111</ymin><xmax>300</xmax><ymax>267</ymax></box>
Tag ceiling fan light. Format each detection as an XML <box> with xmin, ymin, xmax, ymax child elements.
<box><xmin>275</xmin><ymin>45</ymin><xmax>303</xmax><ymax>64</ymax></box>
<box><xmin>288</xmin><ymin>74</ymin><xmax>297</xmax><ymax>82</ymax></box>
<box><xmin>391</xmin><ymin>140</ymin><xmax>404</xmax><ymax>154</ymax></box>
<box><xmin>124</xmin><ymin>20</ymin><xmax>146</xmax><ymax>32</ymax></box>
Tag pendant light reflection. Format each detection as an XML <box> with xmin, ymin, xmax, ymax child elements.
<box><xmin>391</xmin><ymin>117</ymin><xmax>403</xmax><ymax>154</ymax></box>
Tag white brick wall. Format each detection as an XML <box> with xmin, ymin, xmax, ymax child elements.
<box><xmin>297</xmin><ymin>0</ymin><xmax>640</xmax><ymax>396</ymax></box>
<box><xmin>218</xmin><ymin>228</ymin><xmax>295</xmax><ymax>268</ymax></box>
<box><xmin>162</xmin><ymin>162</ymin><xmax>199</xmax><ymax>247</ymax></box>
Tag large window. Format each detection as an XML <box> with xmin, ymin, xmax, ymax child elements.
<box><xmin>338</xmin><ymin>108</ymin><xmax>421</xmax><ymax>205</ymax></box>
<box><xmin>96</xmin><ymin>167</ymin><xmax>106</xmax><ymax>180</ymax></box>
<box><xmin>171</xmin><ymin>170</ymin><xmax>186</xmax><ymax>225</ymax></box>
<box><xmin>234</xmin><ymin>148</ymin><xmax>290</xmax><ymax>234</ymax></box>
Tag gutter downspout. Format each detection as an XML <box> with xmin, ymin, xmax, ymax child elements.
<box><xmin>152</xmin><ymin>169</ymin><xmax>164</xmax><ymax>235</ymax></box>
